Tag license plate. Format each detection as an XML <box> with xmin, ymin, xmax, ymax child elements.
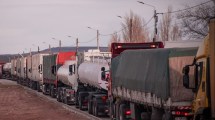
<box><xmin>175</xmin><ymin>117</ymin><xmax>187</xmax><ymax>120</ymax></box>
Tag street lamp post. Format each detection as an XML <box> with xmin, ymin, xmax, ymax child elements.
<box><xmin>87</xmin><ymin>27</ymin><xmax>100</xmax><ymax>50</ymax></box>
<box><xmin>68</xmin><ymin>36</ymin><xmax>79</xmax><ymax>52</ymax></box>
<box><xmin>52</xmin><ymin>38</ymin><xmax>61</xmax><ymax>52</ymax></box>
<box><xmin>43</xmin><ymin>42</ymin><xmax>52</xmax><ymax>54</ymax></box>
<box><xmin>32</xmin><ymin>44</ymin><xmax>40</xmax><ymax>53</ymax></box>
<box><xmin>137</xmin><ymin>1</ymin><xmax>158</xmax><ymax>42</ymax></box>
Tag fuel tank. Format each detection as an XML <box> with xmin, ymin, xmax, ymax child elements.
<box><xmin>78</xmin><ymin>60</ymin><xmax>109</xmax><ymax>90</ymax></box>
<box><xmin>57</xmin><ymin>60</ymin><xmax>78</xmax><ymax>90</ymax></box>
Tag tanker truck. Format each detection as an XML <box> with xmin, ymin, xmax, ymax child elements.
<box><xmin>101</xmin><ymin>42</ymin><xmax>200</xmax><ymax>120</ymax></box>
<box><xmin>56</xmin><ymin>59</ymin><xmax>78</xmax><ymax>104</ymax></box>
<box><xmin>182</xmin><ymin>18</ymin><xmax>215</xmax><ymax>119</ymax></box>
<box><xmin>75</xmin><ymin>49</ymin><xmax>111</xmax><ymax>116</ymax></box>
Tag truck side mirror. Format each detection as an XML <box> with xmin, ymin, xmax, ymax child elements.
<box><xmin>101</xmin><ymin>67</ymin><xmax>105</xmax><ymax>71</ymax></box>
<box><xmin>101</xmin><ymin>71</ymin><xmax>106</xmax><ymax>80</ymax></box>
<box><xmin>182</xmin><ymin>66</ymin><xmax>190</xmax><ymax>74</ymax></box>
<box><xmin>183</xmin><ymin>74</ymin><xmax>190</xmax><ymax>88</ymax></box>
<box><xmin>69</xmin><ymin>65</ymin><xmax>73</xmax><ymax>75</ymax></box>
<box><xmin>51</xmin><ymin>65</ymin><xmax>56</xmax><ymax>75</ymax></box>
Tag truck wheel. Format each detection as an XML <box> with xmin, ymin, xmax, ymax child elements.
<box><xmin>151</xmin><ymin>108</ymin><xmax>164</xmax><ymax>120</ymax></box>
<box><xmin>50</xmin><ymin>85</ymin><xmax>55</xmax><ymax>98</ymax></box>
<box><xmin>79</xmin><ymin>100</ymin><xmax>83</xmax><ymax>110</ymax></box>
<box><xmin>94</xmin><ymin>103</ymin><xmax>99</xmax><ymax>117</ymax></box>
<box><xmin>64</xmin><ymin>96</ymin><xmax>68</xmax><ymax>104</ymax></box>
<box><xmin>162</xmin><ymin>111</ymin><xmax>172</xmax><ymax>120</ymax></box>
<box><xmin>88</xmin><ymin>100</ymin><xmax>93</xmax><ymax>114</ymax></box>
<box><xmin>37</xmin><ymin>82</ymin><xmax>41</xmax><ymax>92</ymax></box>
<box><xmin>57</xmin><ymin>88</ymin><xmax>62</xmax><ymax>102</ymax></box>
<box><xmin>119</xmin><ymin>104</ymin><xmax>126</xmax><ymax>120</ymax></box>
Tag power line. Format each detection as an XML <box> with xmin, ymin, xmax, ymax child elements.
<box><xmin>100</xmin><ymin>15</ymin><xmax>154</xmax><ymax>37</ymax></box>
<box><xmin>78</xmin><ymin>36</ymin><xmax>97</xmax><ymax>44</ymax></box>
<box><xmin>163</xmin><ymin>0</ymin><xmax>212</xmax><ymax>14</ymax></box>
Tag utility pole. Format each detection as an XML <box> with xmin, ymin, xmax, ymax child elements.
<box><xmin>209</xmin><ymin>17</ymin><xmax>215</xmax><ymax>118</ymax></box>
<box><xmin>49</xmin><ymin>44</ymin><xmax>51</xmax><ymax>54</ymax></box>
<box><xmin>88</xmin><ymin>27</ymin><xmax>100</xmax><ymax>50</ymax></box>
<box><xmin>137</xmin><ymin>1</ymin><xmax>158</xmax><ymax>42</ymax></box>
<box><xmin>38</xmin><ymin>46</ymin><xmax>40</xmax><ymax>53</ymax></box>
<box><xmin>97</xmin><ymin>30</ymin><xmax>99</xmax><ymax>50</ymax></box>
<box><xmin>59</xmin><ymin>40</ymin><xmax>61</xmax><ymax>52</ymax></box>
<box><xmin>153</xmin><ymin>9</ymin><xmax>158</xmax><ymax>42</ymax></box>
<box><xmin>130</xmin><ymin>18</ymin><xmax>133</xmax><ymax>42</ymax></box>
<box><xmin>76</xmin><ymin>38</ymin><xmax>79</xmax><ymax>53</ymax></box>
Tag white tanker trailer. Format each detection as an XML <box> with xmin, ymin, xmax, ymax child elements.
<box><xmin>56</xmin><ymin>60</ymin><xmax>78</xmax><ymax>104</ymax></box>
<box><xmin>3</xmin><ymin>62</ymin><xmax>11</xmax><ymax>79</ymax></box>
<box><xmin>78</xmin><ymin>61</ymin><xmax>109</xmax><ymax>90</ymax></box>
<box><xmin>76</xmin><ymin>49</ymin><xmax>111</xmax><ymax>116</ymax></box>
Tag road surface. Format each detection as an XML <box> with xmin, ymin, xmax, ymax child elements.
<box><xmin>0</xmin><ymin>79</ymin><xmax>90</xmax><ymax>120</ymax></box>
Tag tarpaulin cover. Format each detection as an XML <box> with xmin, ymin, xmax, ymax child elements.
<box><xmin>43</xmin><ymin>54</ymin><xmax>57</xmax><ymax>80</ymax></box>
<box><xmin>112</xmin><ymin>48</ymin><xmax>197</xmax><ymax>100</ymax></box>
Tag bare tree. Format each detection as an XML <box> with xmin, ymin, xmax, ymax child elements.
<box><xmin>170</xmin><ymin>23</ymin><xmax>182</xmax><ymax>41</ymax></box>
<box><xmin>121</xmin><ymin>11</ymin><xmax>149</xmax><ymax>43</ymax></box>
<box><xmin>177</xmin><ymin>2</ymin><xmax>215</xmax><ymax>39</ymax></box>
<box><xmin>108</xmin><ymin>32</ymin><xmax>121</xmax><ymax>51</ymax></box>
<box><xmin>159</xmin><ymin>6</ymin><xmax>182</xmax><ymax>41</ymax></box>
<box><xmin>159</xmin><ymin>6</ymin><xmax>172</xmax><ymax>42</ymax></box>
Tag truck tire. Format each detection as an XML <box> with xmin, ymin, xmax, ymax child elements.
<box><xmin>79</xmin><ymin>100</ymin><xmax>83</xmax><ymax>110</ymax></box>
<box><xmin>162</xmin><ymin>111</ymin><xmax>172</xmax><ymax>120</ymax></box>
<box><xmin>94</xmin><ymin>103</ymin><xmax>98</xmax><ymax>117</ymax></box>
<box><xmin>79</xmin><ymin>93</ymin><xmax>83</xmax><ymax>110</ymax></box>
<box><xmin>50</xmin><ymin>85</ymin><xmax>55</xmax><ymax>98</ymax></box>
<box><xmin>151</xmin><ymin>108</ymin><xmax>164</xmax><ymax>120</ymax></box>
<box><xmin>37</xmin><ymin>82</ymin><xmax>41</xmax><ymax>92</ymax></box>
<box><xmin>93</xmin><ymin>98</ymin><xmax>99</xmax><ymax>117</ymax></box>
<box><xmin>88</xmin><ymin>99</ymin><xmax>93</xmax><ymax>114</ymax></box>
<box><xmin>56</xmin><ymin>88</ymin><xmax>62</xmax><ymax>102</ymax></box>
<box><xmin>119</xmin><ymin>104</ymin><xmax>126</xmax><ymax>120</ymax></box>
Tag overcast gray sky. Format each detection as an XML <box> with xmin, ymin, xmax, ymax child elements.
<box><xmin>0</xmin><ymin>0</ymin><xmax>207</xmax><ymax>54</ymax></box>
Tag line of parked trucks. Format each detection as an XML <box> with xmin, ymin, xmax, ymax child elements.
<box><xmin>0</xmin><ymin>18</ymin><xmax>214</xmax><ymax>120</ymax></box>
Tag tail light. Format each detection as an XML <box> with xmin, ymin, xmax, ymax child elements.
<box><xmin>106</xmin><ymin>73</ymin><xmax>110</xmax><ymax>80</ymax></box>
<box><xmin>101</xmin><ymin>96</ymin><xmax>107</xmax><ymax>102</ymax></box>
<box><xmin>172</xmin><ymin>106</ymin><xmax>193</xmax><ymax>117</ymax></box>
<box><xmin>125</xmin><ymin>110</ymin><xmax>131</xmax><ymax>115</ymax></box>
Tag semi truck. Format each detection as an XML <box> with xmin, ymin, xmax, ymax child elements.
<box><xmin>101</xmin><ymin>42</ymin><xmax>200</xmax><ymax>120</ymax></box>
<box><xmin>2</xmin><ymin>62</ymin><xmax>11</xmax><ymax>79</ymax></box>
<box><xmin>26</xmin><ymin>55</ymin><xmax>32</xmax><ymax>87</ymax></box>
<box><xmin>42</xmin><ymin>52</ymin><xmax>76</xmax><ymax>97</ymax></box>
<box><xmin>29</xmin><ymin>53</ymin><xmax>49</xmax><ymax>91</ymax></box>
<box><xmin>11</xmin><ymin>59</ymin><xmax>17</xmax><ymax>80</ymax></box>
<box><xmin>56</xmin><ymin>59</ymin><xmax>77</xmax><ymax>104</ymax></box>
<box><xmin>0</xmin><ymin>64</ymin><xmax>2</xmax><ymax>79</ymax></box>
<box><xmin>18</xmin><ymin>57</ymin><xmax>27</xmax><ymax>84</ymax></box>
<box><xmin>75</xmin><ymin>49</ymin><xmax>111</xmax><ymax>116</ymax></box>
<box><xmin>182</xmin><ymin>18</ymin><xmax>215</xmax><ymax>119</ymax></box>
